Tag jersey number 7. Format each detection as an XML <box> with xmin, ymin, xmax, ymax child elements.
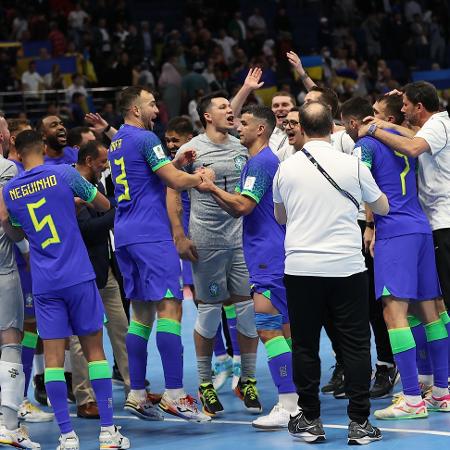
<box><xmin>394</xmin><ymin>151</ymin><xmax>410</xmax><ymax>196</ymax></box>
<box><xmin>27</xmin><ymin>197</ymin><xmax>61</xmax><ymax>249</ymax></box>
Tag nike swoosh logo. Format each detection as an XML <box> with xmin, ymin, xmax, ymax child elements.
<box><xmin>177</xmin><ymin>407</ymin><xmax>191</xmax><ymax>413</ymax></box>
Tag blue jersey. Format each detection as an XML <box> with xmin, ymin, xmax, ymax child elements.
<box><xmin>181</xmin><ymin>191</ymin><xmax>190</xmax><ymax>235</ymax></box>
<box><xmin>44</xmin><ymin>146</ymin><xmax>78</xmax><ymax>166</ymax></box>
<box><xmin>10</xmin><ymin>159</ymin><xmax>24</xmax><ymax>174</ymax></box>
<box><xmin>357</xmin><ymin>133</ymin><xmax>431</xmax><ymax>239</ymax></box>
<box><xmin>4</xmin><ymin>164</ymin><xmax>97</xmax><ymax>294</ymax></box>
<box><xmin>236</xmin><ymin>147</ymin><xmax>285</xmax><ymax>279</ymax></box>
<box><xmin>108</xmin><ymin>124</ymin><xmax>172</xmax><ymax>247</ymax></box>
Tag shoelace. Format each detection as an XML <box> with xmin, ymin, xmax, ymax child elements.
<box><xmin>202</xmin><ymin>387</ymin><xmax>219</xmax><ymax>404</ymax></box>
<box><xmin>243</xmin><ymin>382</ymin><xmax>258</xmax><ymax>400</ymax></box>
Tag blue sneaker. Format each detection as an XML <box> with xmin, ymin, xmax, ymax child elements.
<box><xmin>213</xmin><ymin>356</ymin><xmax>233</xmax><ymax>391</ymax></box>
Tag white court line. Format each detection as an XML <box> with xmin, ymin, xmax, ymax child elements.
<box><xmin>74</xmin><ymin>414</ymin><xmax>450</xmax><ymax>437</ymax></box>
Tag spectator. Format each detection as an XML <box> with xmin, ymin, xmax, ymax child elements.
<box><xmin>248</xmin><ymin>8</ymin><xmax>267</xmax><ymax>36</ymax></box>
<box><xmin>66</xmin><ymin>73</ymin><xmax>88</xmax><ymax>103</ymax></box>
<box><xmin>48</xmin><ymin>21</ymin><xmax>67</xmax><ymax>57</ymax></box>
<box><xmin>158</xmin><ymin>60</ymin><xmax>182</xmax><ymax>118</ymax></box>
<box><xmin>21</xmin><ymin>61</ymin><xmax>44</xmax><ymax>99</ymax></box>
<box><xmin>68</xmin><ymin>2</ymin><xmax>89</xmax><ymax>31</ymax></box>
<box><xmin>44</xmin><ymin>64</ymin><xmax>65</xmax><ymax>90</ymax></box>
<box><xmin>182</xmin><ymin>62</ymin><xmax>210</xmax><ymax>103</ymax></box>
<box><xmin>70</xmin><ymin>92</ymin><xmax>87</xmax><ymax>127</ymax></box>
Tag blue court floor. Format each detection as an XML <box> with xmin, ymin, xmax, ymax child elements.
<box><xmin>23</xmin><ymin>299</ymin><xmax>450</xmax><ymax>450</ymax></box>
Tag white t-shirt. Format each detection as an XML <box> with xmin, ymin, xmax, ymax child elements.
<box><xmin>415</xmin><ymin>111</ymin><xmax>450</xmax><ymax>231</ymax></box>
<box><xmin>270</xmin><ymin>127</ymin><xmax>294</xmax><ymax>160</ymax></box>
<box><xmin>330</xmin><ymin>129</ymin><xmax>354</xmax><ymax>155</ymax></box>
<box><xmin>273</xmin><ymin>140</ymin><xmax>382</xmax><ymax>277</ymax></box>
<box><xmin>21</xmin><ymin>71</ymin><xmax>43</xmax><ymax>93</ymax></box>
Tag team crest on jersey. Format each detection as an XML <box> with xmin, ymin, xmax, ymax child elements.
<box><xmin>153</xmin><ymin>144</ymin><xmax>166</xmax><ymax>159</ymax></box>
<box><xmin>25</xmin><ymin>294</ymin><xmax>33</xmax><ymax>309</ymax></box>
<box><xmin>234</xmin><ymin>155</ymin><xmax>247</xmax><ymax>172</ymax></box>
<box><xmin>209</xmin><ymin>281</ymin><xmax>219</xmax><ymax>297</ymax></box>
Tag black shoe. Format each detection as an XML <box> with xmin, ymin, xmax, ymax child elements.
<box><xmin>321</xmin><ymin>364</ymin><xmax>344</xmax><ymax>395</ymax></box>
<box><xmin>65</xmin><ymin>372</ymin><xmax>75</xmax><ymax>403</ymax></box>
<box><xmin>33</xmin><ymin>374</ymin><xmax>48</xmax><ymax>406</ymax></box>
<box><xmin>112</xmin><ymin>365</ymin><xmax>125</xmax><ymax>385</ymax></box>
<box><xmin>234</xmin><ymin>378</ymin><xmax>262</xmax><ymax>413</ymax></box>
<box><xmin>198</xmin><ymin>383</ymin><xmax>224</xmax><ymax>416</ymax></box>
<box><xmin>333</xmin><ymin>382</ymin><xmax>348</xmax><ymax>399</ymax></box>
<box><xmin>370</xmin><ymin>365</ymin><xmax>399</xmax><ymax>399</ymax></box>
<box><xmin>348</xmin><ymin>420</ymin><xmax>382</xmax><ymax>445</ymax></box>
<box><xmin>288</xmin><ymin>409</ymin><xmax>326</xmax><ymax>443</ymax></box>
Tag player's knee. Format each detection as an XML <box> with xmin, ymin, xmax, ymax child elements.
<box><xmin>195</xmin><ymin>303</ymin><xmax>222</xmax><ymax>339</ymax></box>
<box><xmin>255</xmin><ymin>313</ymin><xmax>283</xmax><ymax>342</ymax></box>
<box><xmin>235</xmin><ymin>299</ymin><xmax>258</xmax><ymax>338</ymax></box>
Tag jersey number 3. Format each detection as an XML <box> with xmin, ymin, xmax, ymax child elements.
<box><xmin>27</xmin><ymin>197</ymin><xmax>61</xmax><ymax>249</ymax></box>
<box><xmin>114</xmin><ymin>157</ymin><xmax>131</xmax><ymax>202</ymax></box>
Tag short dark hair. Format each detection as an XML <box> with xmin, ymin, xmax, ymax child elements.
<box><xmin>341</xmin><ymin>97</ymin><xmax>374</xmax><ymax>121</ymax></box>
<box><xmin>299</xmin><ymin>101</ymin><xmax>333</xmax><ymax>137</ymax></box>
<box><xmin>403</xmin><ymin>81</ymin><xmax>439</xmax><ymax>113</ymax></box>
<box><xmin>377</xmin><ymin>95</ymin><xmax>404</xmax><ymax>125</ymax></box>
<box><xmin>15</xmin><ymin>130</ymin><xmax>44</xmax><ymax>156</ymax></box>
<box><xmin>118</xmin><ymin>86</ymin><xmax>151</xmax><ymax>116</ymax></box>
<box><xmin>166</xmin><ymin>116</ymin><xmax>194</xmax><ymax>136</ymax></box>
<box><xmin>77</xmin><ymin>140</ymin><xmax>103</xmax><ymax>165</ymax></box>
<box><xmin>67</xmin><ymin>126</ymin><xmax>91</xmax><ymax>147</ymax></box>
<box><xmin>271</xmin><ymin>91</ymin><xmax>296</xmax><ymax>106</ymax></box>
<box><xmin>7</xmin><ymin>118</ymin><xmax>30</xmax><ymax>136</ymax></box>
<box><xmin>310</xmin><ymin>86</ymin><xmax>340</xmax><ymax>118</ymax></box>
<box><xmin>196</xmin><ymin>91</ymin><xmax>228</xmax><ymax>128</ymax></box>
<box><xmin>241</xmin><ymin>104</ymin><xmax>276</xmax><ymax>136</ymax></box>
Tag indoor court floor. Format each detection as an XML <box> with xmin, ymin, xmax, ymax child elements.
<box><xmin>23</xmin><ymin>298</ymin><xmax>450</xmax><ymax>450</ymax></box>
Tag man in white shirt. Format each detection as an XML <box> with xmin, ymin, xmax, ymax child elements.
<box><xmin>21</xmin><ymin>61</ymin><xmax>43</xmax><ymax>99</ymax></box>
<box><xmin>273</xmin><ymin>101</ymin><xmax>388</xmax><ymax>445</ymax></box>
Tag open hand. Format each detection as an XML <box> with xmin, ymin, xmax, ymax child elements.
<box><xmin>243</xmin><ymin>67</ymin><xmax>264</xmax><ymax>90</ymax></box>
<box><xmin>286</xmin><ymin>51</ymin><xmax>304</xmax><ymax>73</ymax></box>
<box><xmin>85</xmin><ymin>113</ymin><xmax>109</xmax><ymax>134</ymax></box>
<box><xmin>173</xmin><ymin>148</ymin><xmax>197</xmax><ymax>168</ymax></box>
<box><xmin>174</xmin><ymin>236</ymin><xmax>198</xmax><ymax>262</ymax></box>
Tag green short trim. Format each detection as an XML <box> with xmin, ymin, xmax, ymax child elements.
<box><xmin>382</xmin><ymin>286</ymin><xmax>391</xmax><ymax>296</ymax></box>
<box><xmin>224</xmin><ymin>304</ymin><xmax>237</xmax><ymax>320</ymax></box>
<box><xmin>44</xmin><ymin>367</ymin><xmax>65</xmax><ymax>383</ymax></box>
<box><xmin>152</xmin><ymin>160</ymin><xmax>171</xmax><ymax>172</ymax></box>
<box><xmin>88</xmin><ymin>360</ymin><xmax>111</xmax><ymax>380</ymax></box>
<box><xmin>440</xmin><ymin>311</ymin><xmax>450</xmax><ymax>326</ymax></box>
<box><xmin>164</xmin><ymin>289</ymin><xmax>175</xmax><ymax>299</ymax></box>
<box><xmin>128</xmin><ymin>320</ymin><xmax>151</xmax><ymax>340</ymax></box>
<box><xmin>388</xmin><ymin>327</ymin><xmax>416</xmax><ymax>354</ymax></box>
<box><xmin>241</xmin><ymin>190</ymin><xmax>260</xmax><ymax>204</ymax></box>
<box><xmin>407</xmin><ymin>315</ymin><xmax>422</xmax><ymax>328</ymax></box>
<box><xmin>425</xmin><ymin>319</ymin><xmax>448</xmax><ymax>342</ymax></box>
<box><xmin>264</xmin><ymin>336</ymin><xmax>291</xmax><ymax>359</ymax></box>
<box><xmin>156</xmin><ymin>318</ymin><xmax>181</xmax><ymax>336</ymax></box>
<box><xmin>86</xmin><ymin>186</ymin><xmax>98</xmax><ymax>203</ymax></box>
<box><xmin>262</xmin><ymin>290</ymin><xmax>271</xmax><ymax>300</ymax></box>
<box><xmin>22</xmin><ymin>331</ymin><xmax>38</xmax><ymax>349</ymax></box>
<box><xmin>286</xmin><ymin>337</ymin><xmax>292</xmax><ymax>351</ymax></box>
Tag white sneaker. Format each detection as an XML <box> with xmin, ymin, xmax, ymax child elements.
<box><xmin>424</xmin><ymin>391</ymin><xmax>450</xmax><ymax>412</ymax></box>
<box><xmin>18</xmin><ymin>399</ymin><xmax>54</xmax><ymax>423</ymax></box>
<box><xmin>124</xmin><ymin>391</ymin><xmax>164</xmax><ymax>421</ymax></box>
<box><xmin>56</xmin><ymin>432</ymin><xmax>79</xmax><ymax>450</ymax></box>
<box><xmin>374</xmin><ymin>394</ymin><xmax>428</xmax><ymax>420</ymax></box>
<box><xmin>213</xmin><ymin>356</ymin><xmax>233</xmax><ymax>392</ymax></box>
<box><xmin>231</xmin><ymin>361</ymin><xmax>241</xmax><ymax>391</ymax></box>
<box><xmin>159</xmin><ymin>392</ymin><xmax>211</xmax><ymax>423</ymax></box>
<box><xmin>252</xmin><ymin>403</ymin><xmax>290</xmax><ymax>430</ymax></box>
<box><xmin>0</xmin><ymin>424</ymin><xmax>41</xmax><ymax>449</ymax></box>
<box><xmin>99</xmin><ymin>425</ymin><xmax>130</xmax><ymax>449</ymax></box>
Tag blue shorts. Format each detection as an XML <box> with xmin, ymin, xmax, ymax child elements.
<box><xmin>17</xmin><ymin>265</ymin><xmax>34</xmax><ymax>318</ymax></box>
<box><xmin>115</xmin><ymin>241</ymin><xmax>182</xmax><ymax>301</ymax></box>
<box><xmin>374</xmin><ymin>233</ymin><xmax>442</xmax><ymax>301</ymax></box>
<box><xmin>251</xmin><ymin>276</ymin><xmax>289</xmax><ymax>324</ymax></box>
<box><xmin>181</xmin><ymin>259</ymin><xmax>194</xmax><ymax>286</ymax></box>
<box><xmin>34</xmin><ymin>280</ymin><xmax>104</xmax><ymax>339</ymax></box>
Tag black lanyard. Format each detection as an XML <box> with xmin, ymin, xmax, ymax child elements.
<box><xmin>300</xmin><ymin>147</ymin><xmax>360</xmax><ymax>210</ymax></box>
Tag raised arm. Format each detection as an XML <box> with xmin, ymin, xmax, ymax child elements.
<box><xmin>85</xmin><ymin>113</ymin><xmax>118</xmax><ymax>140</ymax></box>
<box><xmin>230</xmin><ymin>67</ymin><xmax>264</xmax><ymax>118</ymax></box>
<box><xmin>286</xmin><ymin>51</ymin><xmax>318</xmax><ymax>91</ymax></box>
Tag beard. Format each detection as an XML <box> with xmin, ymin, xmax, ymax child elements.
<box><xmin>46</xmin><ymin>134</ymin><xmax>65</xmax><ymax>151</ymax></box>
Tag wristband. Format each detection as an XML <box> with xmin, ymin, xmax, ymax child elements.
<box><xmin>103</xmin><ymin>124</ymin><xmax>111</xmax><ymax>134</ymax></box>
<box><xmin>368</xmin><ymin>123</ymin><xmax>377</xmax><ymax>136</ymax></box>
<box><xmin>16</xmin><ymin>238</ymin><xmax>29</xmax><ymax>254</ymax></box>
<box><xmin>365</xmin><ymin>222</ymin><xmax>375</xmax><ymax>229</ymax></box>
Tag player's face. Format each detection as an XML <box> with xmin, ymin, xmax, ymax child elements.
<box><xmin>90</xmin><ymin>146</ymin><xmax>109</xmax><ymax>180</ymax></box>
<box><xmin>341</xmin><ymin>115</ymin><xmax>359</xmax><ymax>142</ymax></box>
<box><xmin>42</xmin><ymin>116</ymin><xmax>67</xmax><ymax>149</ymax></box>
<box><xmin>372</xmin><ymin>101</ymin><xmax>389</xmax><ymax>121</ymax></box>
<box><xmin>271</xmin><ymin>96</ymin><xmax>294</xmax><ymax>128</ymax></box>
<box><xmin>206</xmin><ymin>97</ymin><xmax>234</xmax><ymax>131</ymax></box>
<box><xmin>165</xmin><ymin>131</ymin><xmax>191</xmax><ymax>158</ymax></box>
<box><xmin>138</xmin><ymin>91</ymin><xmax>159</xmax><ymax>130</ymax></box>
<box><xmin>237</xmin><ymin>113</ymin><xmax>261</xmax><ymax>148</ymax></box>
<box><xmin>10</xmin><ymin>125</ymin><xmax>32</xmax><ymax>149</ymax></box>
<box><xmin>401</xmin><ymin>94</ymin><xmax>419</xmax><ymax>126</ymax></box>
<box><xmin>285</xmin><ymin>111</ymin><xmax>304</xmax><ymax>148</ymax></box>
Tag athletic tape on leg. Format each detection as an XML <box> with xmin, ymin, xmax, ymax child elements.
<box><xmin>0</xmin><ymin>360</ymin><xmax>25</xmax><ymax>411</ymax></box>
<box><xmin>255</xmin><ymin>313</ymin><xmax>283</xmax><ymax>331</ymax></box>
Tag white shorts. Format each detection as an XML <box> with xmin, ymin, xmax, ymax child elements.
<box><xmin>0</xmin><ymin>271</ymin><xmax>24</xmax><ymax>331</ymax></box>
<box><xmin>192</xmin><ymin>248</ymin><xmax>250</xmax><ymax>303</ymax></box>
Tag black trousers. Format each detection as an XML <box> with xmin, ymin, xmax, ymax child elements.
<box><xmin>433</xmin><ymin>228</ymin><xmax>450</xmax><ymax>310</ymax></box>
<box><xmin>324</xmin><ymin>221</ymin><xmax>393</xmax><ymax>365</ymax></box>
<box><xmin>285</xmin><ymin>271</ymin><xmax>371</xmax><ymax>423</ymax></box>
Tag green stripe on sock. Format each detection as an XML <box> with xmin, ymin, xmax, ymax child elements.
<box><xmin>44</xmin><ymin>367</ymin><xmax>65</xmax><ymax>383</ymax></box>
<box><xmin>407</xmin><ymin>315</ymin><xmax>422</xmax><ymax>328</ymax></box>
<box><xmin>22</xmin><ymin>331</ymin><xmax>38</xmax><ymax>349</ymax></box>
<box><xmin>440</xmin><ymin>311</ymin><xmax>450</xmax><ymax>326</ymax></box>
<box><xmin>424</xmin><ymin>319</ymin><xmax>448</xmax><ymax>342</ymax></box>
<box><xmin>88</xmin><ymin>360</ymin><xmax>111</xmax><ymax>380</ymax></box>
<box><xmin>156</xmin><ymin>318</ymin><xmax>181</xmax><ymax>335</ymax></box>
<box><xmin>286</xmin><ymin>337</ymin><xmax>292</xmax><ymax>351</ymax></box>
<box><xmin>388</xmin><ymin>327</ymin><xmax>416</xmax><ymax>354</ymax></box>
<box><xmin>264</xmin><ymin>336</ymin><xmax>291</xmax><ymax>359</ymax></box>
<box><xmin>224</xmin><ymin>305</ymin><xmax>237</xmax><ymax>319</ymax></box>
<box><xmin>128</xmin><ymin>320</ymin><xmax>151</xmax><ymax>340</ymax></box>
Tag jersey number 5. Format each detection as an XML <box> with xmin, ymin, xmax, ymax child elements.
<box><xmin>114</xmin><ymin>157</ymin><xmax>131</xmax><ymax>202</ymax></box>
<box><xmin>394</xmin><ymin>151</ymin><xmax>410</xmax><ymax>196</ymax></box>
<box><xmin>27</xmin><ymin>197</ymin><xmax>61</xmax><ymax>249</ymax></box>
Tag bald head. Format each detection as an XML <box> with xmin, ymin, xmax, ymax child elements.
<box><xmin>299</xmin><ymin>101</ymin><xmax>333</xmax><ymax>138</ymax></box>
<box><xmin>0</xmin><ymin>117</ymin><xmax>11</xmax><ymax>155</ymax></box>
